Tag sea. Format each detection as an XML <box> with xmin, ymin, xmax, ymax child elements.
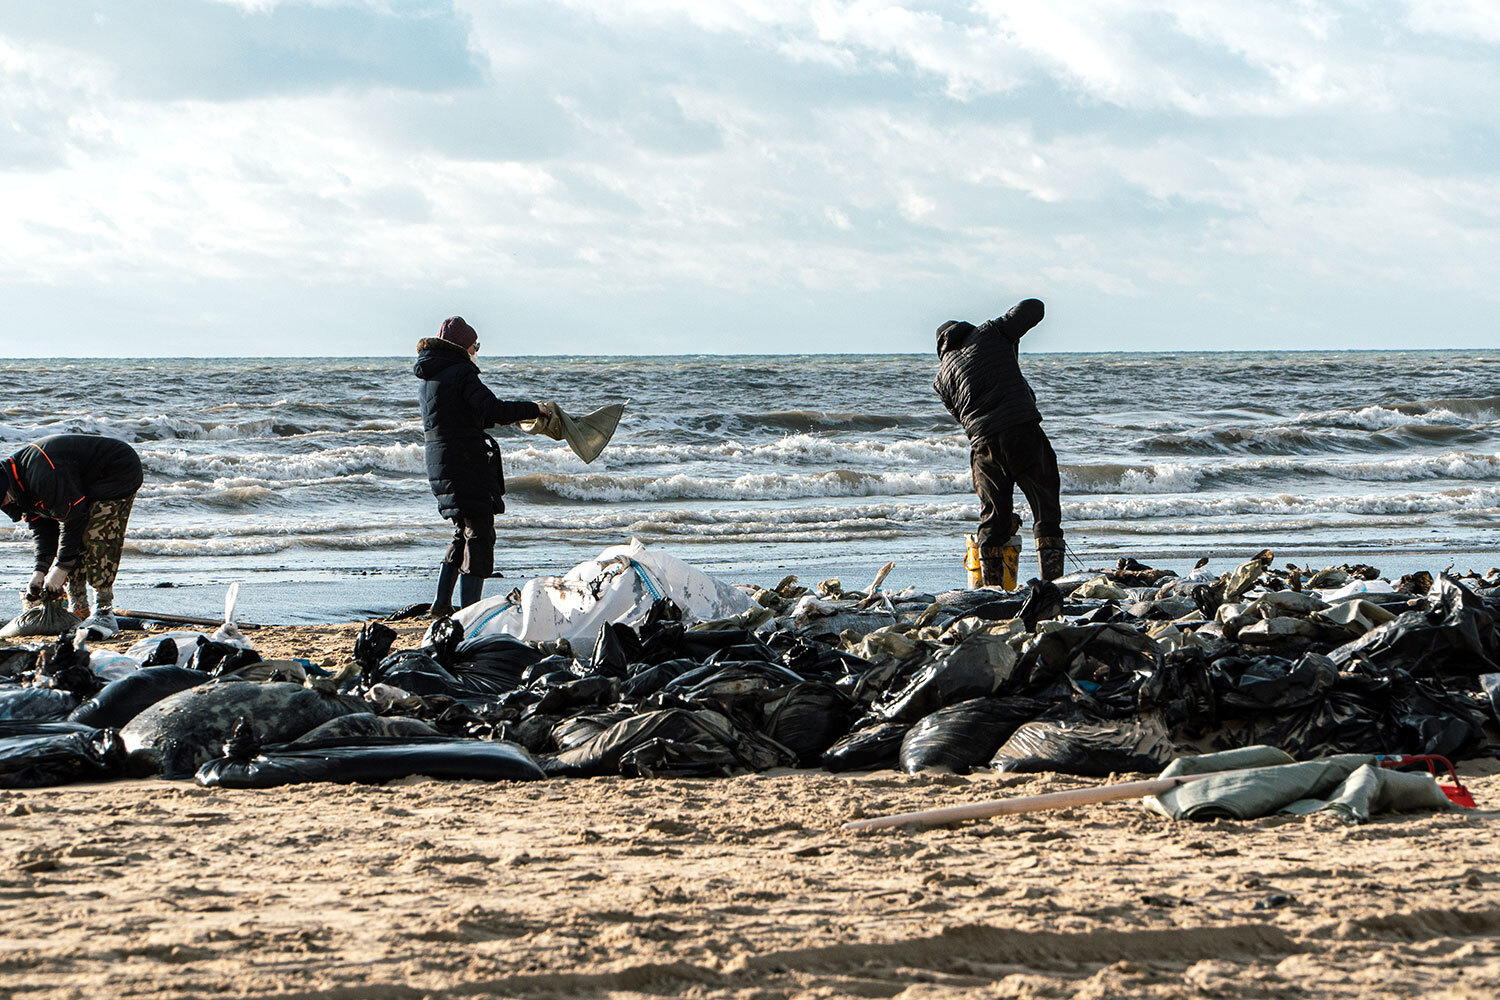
<box><xmin>3</xmin><ymin>351</ymin><xmax>1499</xmax><ymax>624</ymax></box>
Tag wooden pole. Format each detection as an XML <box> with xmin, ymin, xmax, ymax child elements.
<box><xmin>842</xmin><ymin>770</ymin><xmax>1236</xmax><ymax>832</ymax></box>
<box><xmin>117</xmin><ymin>609</ymin><xmax>261</xmax><ymax>631</ymax></box>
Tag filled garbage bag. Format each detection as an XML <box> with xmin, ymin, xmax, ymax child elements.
<box><xmin>1209</xmin><ymin>653</ymin><xmax>1339</xmax><ymax>715</ymax></box>
<box><xmin>543</xmin><ymin>707</ymin><xmax>795</xmax><ymax>777</ymax></box>
<box><xmin>369</xmin><ymin>650</ymin><xmax>461</xmax><ymax>696</ymax></box>
<box><xmin>452</xmin><ymin>633</ymin><xmax>546</xmax><ymax>688</ymax></box>
<box><xmin>619</xmin><ymin>737</ymin><xmax>740</xmax><ymax>778</ymax></box>
<box><xmin>68</xmin><ymin>666</ymin><xmax>210</xmax><ymax>729</ymax></box>
<box><xmin>875</xmin><ymin>632</ymin><xmax>1019</xmax><ymax>723</ymax></box>
<box><xmin>1137</xmin><ymin>647</ymin><xmax>1218</xmax><ymax>733</ymax></box>
<box><xmin>551</xmin><ymin>710</ymin><xmax>635</xmax><ymax>752</ymax></box>
<box><xmin>120</xmin><ymin>681</ymin><xmax>365</xmax><ymax>778</ymax></box>
<box><xmin>1022</xmin><ymin>623</ymin><xmax>1162</xmax><ymax>702</ymax></box>
<box><xmin>820</xmin><ymin>722</ymin><xmax>909</xmax><ymax>772</ymax></box>
<box><xmin>899</xmin><ymin>696</ymin><xmax>1047</xmax><ymax>774</ymax></box>
<box><xmin>195</xmin><ymin>735</ymin><xmax>544</xmax><ymax>788</ymax></box>
<box><xmin>1382</xmin><ymin>676</ymin><xmax>1490</xmax><ymax>760</ymax></box>
<box><xmin>0</xmin><ymin>725</ymin><xmax>127</xmax><ymax>788</ymax></box>
<box><xmin>0</xmin><ymin>685</ymin><xmax>80</xmax><ymax>721</ymax></box>
<box><xmin>1329</xmin><ymin>575</ymin><xmax>1497</xmax><ymax>677</ymax></box>
<box><xmin>88</xmin><ymin>650</ymin><xmax>141</xmax><ymax>684</ymax></box>
<box><xmin>620</xmin><ymin>658</ymin><xmax>700</xmax><ymax>699</ymax></box>
<box><xmin>661</xmin><ymin>661</ymin><xmax>807</xmax><ymax>718</ymax></box>
<box><xmin>289</xmin><ymin>714</ymin><xmax>441</xmax><ymax>743</ymax></box>
<box><xmin>533</xmin><ymin>675</ymin><xmax>619</xmax><ymax>714</ymax></box>
<box><xmin>762</xmin><ymin>681</ymin><xmax>854</xmax><ymax>766</ymax></box>
<box><xmin>0</xmin><ymin>645</ymin><xmax>41</xmax><ymax>679</ymax></box>
<box><xmin>1209</xmin><ymin>685</ymin><xmax>1387</xmax><ymax>758</ymax></box>
<box><xmin>992</xmin><ymin>716</ymin><xmax>1181</xmax><ymax>776</ymax></box>
<box><xmin>1482</xmin><ymin>673</ymin><xmax>1500</xmax><ymax>728</ymax></box>
<box><xmin>0</xmin><ymin>598</ymin><xmax>81</xmax><ymax>639</ymax></box>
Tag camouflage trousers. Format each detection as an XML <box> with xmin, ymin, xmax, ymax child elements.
<box><xmin>68</xmin><ymin>495</ymin><xmax>134</xmax><ymax>617</ymax></box>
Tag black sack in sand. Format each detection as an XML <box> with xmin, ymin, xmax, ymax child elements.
<box><xmin>140</xmin><ymin>638</ymin><xmax>180</xmax><ymax>668</ymax></box>
<box><xmin>591</xmin><ymin>623</ymin><xmax>644</xmax><ymax>677</ymax></box>
<box><xmin>1018</xmin><ymin>578</ymin><xmax>1065</xmax><ymax>631</ymax></box>
<box><xmin>0</xmin><ymin>598</ymin><xmax>81</xmax><ymax>639</ymax></box>
<box><xmin>451</xmin><ymin>634</ymin><xmax>545</xmax><ymax>694</ymax></box>
<box><xmin>619</xmin><ymin>738</ymin><xmax>740</xmax><ymax>778</ymax></box>
<box><xmin>1383</xmin><ymin>675</ymin><xmax>1491</xmax><ymax>760</ymax></box>
<box><xmin>1329</xmin><ymin>574</ymin><xmax>1497</xmax><ymax>677</ymax></box>
<box><xmin>762</xmin><ymin>681</ymin><xmax>854</xmax><ymax>766</ymax></box>
<box><xmin>1482</xmin><ymin>673</ymin><xmax>1500</xmax><ymax>729</ymax></box>
<box><xmin>0</xmin><ymin>646</ymin><xmax>40</xmax><ymax>680</ymax></box>
<box><xmin>620</xmin><ymin>658</ymin><xmax>700</xmax><ymax>699</ymax></box>
<box><xmin>1209</xmin><ymin>682</ymin><xmax>1387</xmax><ymax>759</ymax></box>
<box><xmin>1137</xmin><ymin>647</ymin><xmax>1218</xmax><ymax>734</ymax></box>
<box><xmin>820</xmin><ymin>722</ymin><xmax>910</xmax><ymax>772</ymax></box>
<box><xmin>542</xmin><ymin>707</ymin><xmax>795</xmax><ymax>777</ymax></box>
<box><xmin>353</xmin><ymin>621</ymin><xmax>397</xmax><ymax>670</ymax></box>
<box><xmin>637</xmin><ymin>624</ymin><xmax>755</xmax><ymax>665</ymax></box>
<box><xmin>370</xmin><ymin>650</ymin><xmax>463</xmax><ymax>696</ymax></box>
<box><xmin>533</xmin><ymin>675</ymin><xmax>619</xmax><ymax>715</ymax></box>
<box><xmin>899</xmin><ymin>696</ymin><xmax>1048</xmax><ymax>774</ymax></box>
<box><xmin>992</xmin><ymin>716</ymin><xmax>1180</xmax><ymax>776</ymax></box>
<box><xmin>1021</xmin><ymin>623</ymin><xmax>1162</xmax><ymax>702</ymax></box>
<box><xmin>195</xmin><ymin>734</ymin><xmax>544</xmax><ymax>788</ymax></box>
<box><xmin>662</xmin><ymin>660</ymin><xmax>807</xmax><ymax>718</ymax></box>
<box><xmin>875</xmin><ymin>632</ymin><xmax>1019</xmax><ymax>723</ymax></box>
<box><xmin>0</xmin><ymin>725</ymin><xmax>127</xmax><ymax>788</ymax></box>
<box><xmin>0</xmin><ymin>685</ymin><xmax>80</xmax><ymax>721</ymax></box>
<box><xmin>68</xmin><ymin>666</ymin><xmax>211</xmax><ymax>729</ymax></box>
<box><xmin>1209</xmin><ymin>653</ymin><xmax>1338</xmax><ymax>715</ymax></box>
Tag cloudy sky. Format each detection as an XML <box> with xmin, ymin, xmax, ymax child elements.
<box><xmin>1</xmin><ymin>0</ymin><xmax>1497</xmax><ymax>356</ymax></box>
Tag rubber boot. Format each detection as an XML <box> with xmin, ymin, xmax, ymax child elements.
<box><xmin>431</xmin><ymin>561</ymin><xmax>458</xmax><ymax>618</ymax></box>
<box><xmin>458</xmin><ymin>573</ymin><xmax>484</xmax><ymax>610</ymax></box>
<box><xmin>1036</xmin><ymin>537</ymin><xmax>1067</xmax><ymax>583</ymax></box>
<box><xmin>979</xmin><ymin>547</ymin><xmax>1014</xmax><ymax>588</ymax></box>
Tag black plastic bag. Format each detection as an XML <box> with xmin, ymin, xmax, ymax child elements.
<box><xmin>1138</xmin><ymin>647</ymin><xmax>1218</xmax><ymax>733</ymax></box>
<box><xmin>0</xmin><ymin>685</ymin><xmax>79</xmax><ymax>721</ymax></box>
<box><xmin>426</xmin><ymin>616</ymin><xmax>465</xmax><ymax>666</ymax></box>
<box><xmin>0</xmin><ymin>725</ymin><xmax>127</xmax><ymax>788</ymax></box>
<box><xmin>195</xmin><ymin>735</ymin><xmax>544</xmax><ymax>788</ymax></box>
<box><xmin>543</xmin><ymin>707</ymin><xmax>794</xmax><ymax>777</ymax></box>
<box><xmin>1210</xmin><ymin>685</ymin><xmax>1387</xmax><ymax>758</ymax></box>
<box><xmin>1383</xmin><ymin>676</ymin><xmax>1491</xmax><ymax>760</ymax></box>
<box><xmin>619</xmin><ymin>738</ymin><xmax>739</xmax><ymax>778</ymax></box>
<box><xmin>899</xmin><ymin>696</ymin><xmax>1048</xmax><ymax>774</ymax></box>
<box><xmin>620</xmin><ymin>658</ymin><xmax>700</xmax><ymax>699</ymax></box>
<box><xmin>591</xmin><ymin>622</ymin><xmax>643</xmax><ymax>676</ymax></box>
<box><xmin>186</xmin><ymin>638</ymin><xmax>260</xmax><ymax>675</ymax></box>
<box><xmin>1209</xmin><ymin>653</ymin><xmax>1338</xmax><ymax>715</ymax></box>
<box><xmin>353</xmin><ymin>621</ymin><xmax>397</xmax><ymax>670</ymax></box>
<box><xmin>533</xmin><ymin>675</ymin><xmax>619</xmax><ymax>715</ymax></box>
<box><xmin>1482</xmin><ymin>673</ymin><xmax>1500</xmax><ymax>728</ymax></box>
<box><xmin>371</xmin><ymin>650</ymin><xmax>463</xmax><ymax>696</ymax></box>
<box><xmin>68</xmin><ymin>666</ymin><xmax>210</xmax><ymax>729</ymax></box>
<box><xmin>762</xmin><ymin>681</ymin><xmax>854</xmax><ymax>766</ymax></box>
<box><xmin>820</xmin><ymin>722</ymin><xmax>909</xmax><ymax>772</ymax></box>
<box><xmin>1330</xmin><ymin>575</ymin><xmax>1497</xmax><ymax>677</ymax></box>
<box><xmin>992</xmin><ymin>716</ymin><xmax>1180</xmax><ymax>776</ymax></box>
<box><xmin>1022</xmin><ymin>623</ymin><xmax>1162</xmax><ymax>701</ymax></box>
<box><xmin>0</xmin><ymin>646</ymin><xmax>40</xmax><ymax>680</ymax></box>
<box><xmin>451</xmin><ymin>634</ymin><xmax>544</xmax><ymax>694</ymax></box>
<box><xmin>637</xmin><ymin>625</ymin><xmax>754</xmax><ymax>666</ymax></box>
<box><xmin>875</xmin><ymin>632</ymin><xmax>1019</xmax><ymax>723</ymax></box>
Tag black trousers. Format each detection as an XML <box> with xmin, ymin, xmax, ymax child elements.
<box><xmin>442</xmin><ymin>510</ymin><xmax>496</xmax><ymax>578</ymax></box>
<box><xmin>970</xmin><ymin>420</ymin><xmax>1063</xmax><ymax>548</ymax></box>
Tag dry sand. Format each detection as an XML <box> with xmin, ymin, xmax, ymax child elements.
<box><xmin>2</xmin><ymin>623</ymin><xmax>1498</xmax><ymax>999</ymax></box>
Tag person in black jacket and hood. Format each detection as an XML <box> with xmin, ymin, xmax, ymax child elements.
<box><xmin>414</xmin><ymin>316</ymin><xmax>552</xmax><ymax>616</ymax></box>
<box><xmin>1</xmin><ymin>433</ymin><xmax>144</xmax><ymax>636</ymax></box>
<box><xmin>933</xmin><ymin>298</ymin><xmax>1066</xmax><ymax>584</ymax></box>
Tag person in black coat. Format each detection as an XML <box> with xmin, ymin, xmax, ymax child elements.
<box><xmin>0</xmin><ymin>433</ymin><xmax>144</xmax><ymax>635</ymax></box>
<box><xmin>414</xmin><ymin>316</ymin><xmax>552</xmax><ymax>615</ymax></box>
<box><xmin>933</xmin><ymin>298</ymin><xmax>1066</xmax><ymax>584</ymax></box>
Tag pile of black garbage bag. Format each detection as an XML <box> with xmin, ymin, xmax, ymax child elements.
<box><xmin>3</xmin><ymin>554</ymin><xmax>1499</xmax><ymax>789</ymax></box>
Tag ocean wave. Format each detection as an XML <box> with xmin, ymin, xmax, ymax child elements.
<box><xmin>502</xmin><ymin>433</ymin><xmax>970</xmax><ymax>472</ymax></box>
<box><xmin>508</xmin><ymin>469</ymin><xmax>973</xmax><ymax>502</ymax></box>
<box><xmin>141</xmin><ymin>442</ymin><xmax>427</xmax><ymax>480</ymax></box>
<box><xmin>1065</xmin><ymin>486</ymin><xmax>1500</xmax><ymax>522</ymax></box>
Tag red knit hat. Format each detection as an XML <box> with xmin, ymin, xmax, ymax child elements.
<box><xmin>438</xmin><ymin>316</ymin><xmax>477</xmax><ymax>349</ymax></box>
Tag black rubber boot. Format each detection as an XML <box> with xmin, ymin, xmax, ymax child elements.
<box><xmin>458</xmin><ymin>572</ymin><xmax>484</xmax><ymax>609</ymax></box>
<box><xmin>979</xmin><ymin>547</ymin><xmax>1013</xmax><ymax>588</ymax></box>
<box><xmin>1036</xmin><ymin>537</ymin><xmax>1066</xmax><ymax>582</ymax></box>
<box><xmin>431</xmin><ymin>561</ymin><xmax>458</xmax><ymax>618</ymax></box>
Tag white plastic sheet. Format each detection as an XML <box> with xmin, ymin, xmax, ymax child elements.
<box><xmin>431</xmin><ymin>538</ymin><xmax>757</xmax><ymax>650</ymax></box>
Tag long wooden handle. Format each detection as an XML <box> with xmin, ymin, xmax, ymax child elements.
<box><xmin>842</xmin><ymin>770</ymin><xmax>1234</xmax><ymax>832</ymax></box>
<box><xmin>117</xmin><ymin>609</ymin><xmax>261</xmax><ymax>631</ymax></box>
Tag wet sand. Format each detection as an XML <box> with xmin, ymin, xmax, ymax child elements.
<box><xmin>2</xmin><ymin>624</ymin><xmax>1498</xmax><ymax>999</ymax></box>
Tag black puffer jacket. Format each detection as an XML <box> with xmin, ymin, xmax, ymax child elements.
<box><xmin>932</xmin><ymin>299</ymin><xmax>1046</xmax><ymax>440</ymax></box>
<box><xmin>0</xmin><ymin>434</ymin><xmax>144</xmax><ymax>572</ymax></box>
<box><xmin>413</xmin><ymin>338</ymin><xmax>541</xmax><ymax>519</ymax></box>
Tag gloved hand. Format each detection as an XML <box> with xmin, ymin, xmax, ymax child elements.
<box><xmin>534</xmin><ymin>401</ymin><xmax>554</xmax><ymax>419</ymax></box>
<box><xmin>26</xmin><ymin>570</ymin><xmax>44</xmax><ymax>599</ymax></box>
<box><xmin>43</xmin><ymin>565</ymin><xmax>69</xmax><ymax>594</ymax></box>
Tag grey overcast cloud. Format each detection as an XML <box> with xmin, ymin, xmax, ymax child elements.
<box><xmin>1</xmin><ymin>0</ymin><xmax>1497</xmax><ymax>356</ymax></box>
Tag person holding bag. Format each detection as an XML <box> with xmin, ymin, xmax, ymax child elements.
<box><xmin>414</xmin><ymin>316</ymin><xmax>551</xmax><ymax>616</ymax></box>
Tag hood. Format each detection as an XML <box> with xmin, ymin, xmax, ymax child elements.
<box><xmin>413</xmin><ymin>337</ymin><xmax>474</xmax><ymax>380</ymax></box>
<box><xmin>935</xmin><ymin>320</ymin><xmax>976</xmax><ymax>356</ymax></box>
<box><xmin>1000</xmin><ymin>298</ymin><xmax>1045</xmax><ymax>336</ymax></box>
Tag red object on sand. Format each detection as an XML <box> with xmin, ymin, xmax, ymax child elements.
<box><xmin>1378</xmin><ymin>754</ymin><xmax>1477</xmax><ymax>809</ymax></box>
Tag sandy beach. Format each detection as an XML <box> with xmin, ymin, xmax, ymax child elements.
<box><xmin>0</xmin><ymin>623</ymin><xmax>1495</xmax><ymax>1000</ymax></box>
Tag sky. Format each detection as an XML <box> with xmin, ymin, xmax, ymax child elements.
<box><xmin>1</xmin><ymin>0</ymin><xmax>1498</xmax><ymax>356</ymax></box>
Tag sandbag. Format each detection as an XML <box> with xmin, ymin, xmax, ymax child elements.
<box><xmin>125</xmin><ymin>632</ymin><xmax>209</xmax><ymax>668</ymax></box>
<box><xmin>1209</xmin><ymin>653</ymin><xmax>1339</xmax><ymax>715</ymax></box>
<box><xmin>762</xmin><ymin>681</ymin><xmax>854</xmax><ymax>766</ymax></box>
<box><xmin>992</xmin><ymin>716</ymin><xmax>1181</xmax><ymax>776</ymax></box>
<box><xmin>0</xmin><ymin>726</ymin><xmax>127</xmax><ymax>788</ymax></box>
<box><xmin>899</xmin><ymin>696</ymin><xmax>1046</xmax><ymax>774</ymax></box>
<box><xmin>67</xmin><ymin>666</ymin><xmax>210</xmax><ymax>728</ymax></box>
<box><xmin>195</xmin><ymin>736</ymin><xmax>544</xmax><ymax>788</ymax></box>
<box><xmin>0</xmin><ymin>685</ymin><xmax>79</xmax><ymax>721</ymax></box>
<box><xmin>0</xmin><ymin>598</ymin><xmax>80</xmax><ymax>639</ymax></box>
<box><xmin>543</xmin><ymin>707</ymin><xmax>794</xmax><ymax>777</ymax></box>
<box><xmin>619</xmin><ymin>738</ymin><xmax>739</xmax><ymax>778</ymax></box>
<box><xmin>820</xmin><ymin>722</ymin><xmax>909</xmax><ymax>773</ymax></box>
<box><xmin>875</xmin><ymin>632</ymin><xmax>1018</xmax><ymax>723</ymax></box>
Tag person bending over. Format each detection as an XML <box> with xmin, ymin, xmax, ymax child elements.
<box><xmin>0</xmin><ymin>434</ymin><xmax>144</xmax><ymax>636</ymax></box>
<box><xmin>933</xmin><ymin>298</ymin><xmax>1065</xmax><ymax>584</ymax></box>
<box><xmin>414</xmin><ymin>316</ymin><xmax>551</xmax><ymax>616</ymax></box>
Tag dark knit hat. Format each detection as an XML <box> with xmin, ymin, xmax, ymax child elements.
<box><xmin>438</xmin><ymin>316</ymin><xmax>477</xmax><ymax>349</ymax></box>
